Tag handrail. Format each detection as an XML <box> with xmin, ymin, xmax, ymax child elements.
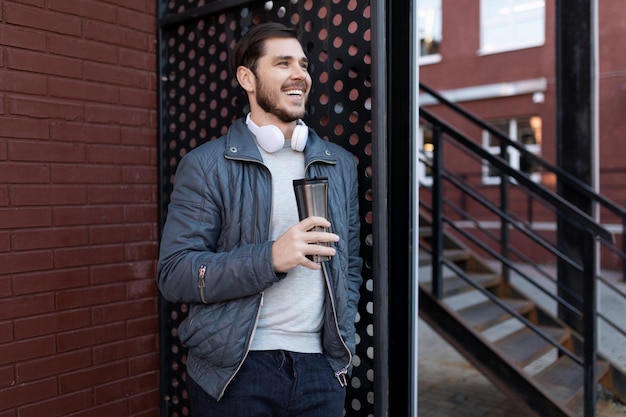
<box><xmin>439</xmin><ymin>193</ymin><xmax>585</xmax><ymax>307</ymax></box>
<box><xmin>439</xmin><ymin>164</ymin><xmax>584</xmax><ymax>273</ymax></box>
<box><xmin>420</xmin><ymin>115</ymin><xmax>626</xmax><ymax>354</ymax></box>
<box><xmin>420</xmin><ymin>107</ymin><xmax>612</xmax><ymax>242</ymax></box>
<box><xmin>419</xmin><ymin>82</ymin><xmax>626</xmax><ymax>221</ymax></box>
<box><xmin>419</xmin><ymin>190</ymin><xmax>585</xmax><ymax>306</ymax></box>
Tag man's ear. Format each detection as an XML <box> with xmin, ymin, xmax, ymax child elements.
<box><xmin>236</xmin><ymin>66</ymin><xmax>255</xmax><ymax>93</ymax></box>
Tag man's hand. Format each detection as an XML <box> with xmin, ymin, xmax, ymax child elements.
<box><xmin>272</xmin><ymin>216</ymin><xmax>339</xmax><ymax>272</ymax></box>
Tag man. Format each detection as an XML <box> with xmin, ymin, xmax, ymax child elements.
<box><xmin>157</xmin><ymin>22</ymin><xmax>363</xmax><ymax>417</ymax></box>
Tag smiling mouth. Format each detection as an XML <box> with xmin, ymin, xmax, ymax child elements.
<box><xmin>284</xmin><ymin>89</ymin><xmax>304</xmax><ymax>97</ymax></box>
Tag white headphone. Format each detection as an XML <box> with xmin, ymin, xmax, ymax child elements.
<box><xmin>245</xmin><ymin>113</ymin><xmax>308</xmax><ymax>153</ymax></box>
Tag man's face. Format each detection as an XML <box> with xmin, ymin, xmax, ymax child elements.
<box><xmin>251</xmin><ymin>37</ymin><xmax>312</xmax><ymax>123</ymax></box>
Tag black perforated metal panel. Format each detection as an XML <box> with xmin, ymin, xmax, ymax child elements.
<box><xmin>158</xmin><ymin>1</ymin><xmax>373</xmax><ymax>416</ymax></box>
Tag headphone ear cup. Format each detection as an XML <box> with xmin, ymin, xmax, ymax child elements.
<box><xmin>290</xmin><ymin>124</ymin><xmax>308</xmax><ymax>152</ymax></box>
<box><xmin>254</xmin><ymin>124</ymin><xmax>285</xmax><ymax>153</ymax></box>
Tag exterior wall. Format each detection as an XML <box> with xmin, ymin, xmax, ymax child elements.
<box><xmin>421</xmin><ymin>0</ymin><xmax>626</xmax><ymax>207</ymax></box>
<box><xmin>423</xmin><ymin>1</ymin><xmax>556</xmax><ymax>94</ymax></box>
<box><xmin>597</xmin><ymin>1</ymin><xmax>626</xmax><ymax>205</ymax></box>
<box><xmin>0</xmin><ymin>1</ymin><xmax>159</xmax><ymax>416</ymax></box>
<box><xmin>419</xmin><ymin>0</ymin><xmax>626</xmax><ymax>268</ymax></box>
<box><xmin>420</xmin><ymin>0</ymin><xmax>557</xmax><ymax>173</ymax></box>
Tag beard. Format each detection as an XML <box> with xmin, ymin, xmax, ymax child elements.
<box><xmin>255</xmin><ymin>76</ymin><xmax>308</xmax><ymax>123</ymax></box>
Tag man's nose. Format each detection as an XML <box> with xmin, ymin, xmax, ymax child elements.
<box><xmin>292</xmin><ymin>64</ymin><xmax>308</xmax><ymax>79</ymax></box>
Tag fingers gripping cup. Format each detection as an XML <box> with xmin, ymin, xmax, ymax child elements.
<box><xmin>293</xmin><ymin>177</ymin><xmax>330</xmax><ymax>262</ymax></box>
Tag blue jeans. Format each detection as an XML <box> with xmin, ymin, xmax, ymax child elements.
<box><xmin>187</xmin><ymin>350</ymin><xmax>346</xmax><ymax>417</ymax></box>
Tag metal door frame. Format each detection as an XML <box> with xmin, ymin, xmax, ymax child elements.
<box><xmin>156</xmin><ymin>1</ymin><xmax>396</xmax><ymax>415</ymax></box>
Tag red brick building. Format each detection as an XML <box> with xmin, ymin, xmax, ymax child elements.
<box><xmin>0</xmin><ymin>1</ymin><xmax>160</xmax><ymax>415</ymax></box>
<box><xmin>418</xmin><ymin>0</ymin><xmax>626</xmax><ymax>268</ymax></box>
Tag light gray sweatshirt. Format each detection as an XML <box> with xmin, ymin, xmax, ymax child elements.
<box><xmin>249</xmin><ymin>139</ymin><xmax>324</xmax><ymax>353</ymax></box>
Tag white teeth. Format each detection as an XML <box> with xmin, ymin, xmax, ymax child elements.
<box><xmin>285</xmin><ymin>89</ymin><xmax>303</xmax><ymax>96</ymax></box>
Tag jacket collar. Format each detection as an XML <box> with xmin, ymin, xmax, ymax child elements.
<box><xmin>224</xmin><ymin>118</ymin><xmax>337</xmax><ymax>166</ymax></box>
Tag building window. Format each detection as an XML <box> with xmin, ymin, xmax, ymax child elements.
<box><xmin>418</xmin><ymin>0</ymin><xmax>442</xmax><ymax>65</ymax></box>
<box><xmin>480</xmin><ymin>0</ymin><xmax>545</xmax><ymax>54</ymax></box>
<box><xmin>482</xmin><ymin>116</ymin><xmax>542</xmax><ymax>185</ymax></box>
<box><xmin>419</xmin><ymin>125</ymin><xmax>434</xmax><ymax>186</ymax></box>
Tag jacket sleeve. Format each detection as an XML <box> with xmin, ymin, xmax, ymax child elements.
<box><xmin>345</xmin><ymin>156</ymin><xmax>364</xmax><ymax>355</ymax></box>
<box><xmin>157</xmin><ymin>150</ymin><xmax>281</xmax><ymax>304</ymax></box>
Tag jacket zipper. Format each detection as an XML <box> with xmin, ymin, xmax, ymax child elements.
<box><xmin>321</xmin><ymin>262</ymin><xmax>352</xmax><ymax>386</ymax></box>
<box><xmin>218</xmin><ymin>293</ymin><xmax>264</xmax><ymax>400</ymax></box>
<box><xmin>198</xmin><ymin>264</ymin><xmax>208</xmax><ymax>304</ymax></box>
<box><xmin>218</xmin><ymin>159</ymin><xmax>272</xmax><ymax>400</ymax></box>
<box><xmin>334</xmin><ymin>368</ymin><xmax>349</xmax><ymax>387</ymax></box>
<box><xmin>304</xmin><ymin>162</ymin><xmax>350</xmax><ymax>386</ymax></box>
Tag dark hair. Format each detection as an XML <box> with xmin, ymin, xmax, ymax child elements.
<box><xmin>231</xmin><ymin>22</ymin><xmax>300</xmax><ymax>75</ymax></box>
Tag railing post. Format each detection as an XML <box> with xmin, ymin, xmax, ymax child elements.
<box><xmin>499</xmin><ymin>141</ymin><xmax>510</xmax><ymax>282</ymax></box>
<box><xmin>431</xmin><ymin>124</ymin><xmax>443</xmax><ymax>299</ymax></box>
<box><xmin>583</xmin><ymin>232</ymin><xmax>597</xmax><ymax>417</ymax></box>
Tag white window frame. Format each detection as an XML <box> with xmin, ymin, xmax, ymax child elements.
<box><xmin>479</xmin><ymin>0</ymin><xmax>545</xmax><ymax>55</ymax></box>
<box><xmin>482</xmin><ymin>117</ymin><xmax>542</xmax><ymax>185</ymax></box>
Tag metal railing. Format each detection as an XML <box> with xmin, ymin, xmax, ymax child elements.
<box><xmin>418</xmin><ymin>81</ymin><xmax>626</xmax><ymax>417</ymax></box>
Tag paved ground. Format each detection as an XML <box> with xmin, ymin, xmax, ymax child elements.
<box><xmin>417</xmin><ymin>267</ymin><xmax>626</xmax><ymax>417</ymax></box>
<box><xmin>418</xmin><ymin>319</ymin><xmax>528</xmax><ymax>416</ymax></box>
<box><xmin>418</xmin><ymin>319</ymin><xmax>626</xmax><ymax>417</ymax></box>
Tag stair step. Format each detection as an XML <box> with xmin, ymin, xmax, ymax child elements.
<box><xmin>493</xmin><ymin>325</ymin><xmax>570</xmax><ymax>368</ymax></box>
<box><xmin>421</xmin><ymin>273</ymin><xmax>501</xmax><ymax>297</ymax></box>
<box><xmin>419</xmin><ymin>249</ymin><xmax>470</xmax><ymax>266</ymax></box>
<box><xmin>456</xmin><ymin>298</ymin><xmax>535</xmax><ymax>331</ymax></box>
<box><xmin>534</xmin><ymin>355</ymin><xmax>610</xmax><ymax>407</ymax></box>
<box><xmin>419</xmin><ymin>226</ymin><xmax>432</xmax><ymax>238</ymax></box>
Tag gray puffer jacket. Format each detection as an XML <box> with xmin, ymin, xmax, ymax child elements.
<box><xmin>157</xmin><ymin>118</ymin><xmax>363</xmax><ymax>401</ymax></box>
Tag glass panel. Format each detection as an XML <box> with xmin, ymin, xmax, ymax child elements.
<box><xmin>483</xmin><ymin>25</ymin><xmax>512</xmax><ymax>52</ymax></box>
<box><xmin>425</xmin><ymin>163</ymin><xmax>433</xmax><ymax>178</ymax></box>
<box><xmin>514</xmin><ymin>0</ymin><xmax>545</xmax><ymax>10</ymax></box>
<box><xmin>481</xmin><ymin>0</ymin><xmax>544</xmax><ymax>52</ymax></box>
<box><xmin>486</xmin><ymin>0</ymin><xmax>510</xmax><ymax>20</ymax></box>
<box><xmin>517</xmin><ymin>116</ymin><xmax>542</xmax><ymax>145</ymax></box>
<box><xmin>514</xmin><ymin>19</ymin><xmax>544</xmax><ymax>46</ymax></box>
<box><xmin>423</xmin><ymin>127</ymin><xmax>434</xmax><ymax>150</ymax></box>
<box><xmin>418</xmin><ymin>0</ymin><xmax>442</xmax><ymax>57</ymax></box>
<box><xmin>422</xmin><ymin>126</ymin><xmax>434</xmax><ymax>179</ymax></box>
<box><xmin>488</xmin><ymin>120</ymin><xmax>509</xmax><ymax>147</ymax></box>
<box><xmin>483</xmin><ymin>116</ymin><xmax>541</xmax><ymax>183</ymax></box>
<box><xmin>520</xmin><ymin>154</ymin><xmax>540</xmax><ymax>175</ymax></box>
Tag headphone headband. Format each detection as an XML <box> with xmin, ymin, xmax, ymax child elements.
<box><xmin>246</xmin><ymin>114</ymin><xmax>308</xmax><ymax>153</ymax></box>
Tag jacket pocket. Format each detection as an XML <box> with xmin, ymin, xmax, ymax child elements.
<box><xmin>178</xmin><ymin>297</ymin><xmax>260</xmax><ymax>368</ymax></box>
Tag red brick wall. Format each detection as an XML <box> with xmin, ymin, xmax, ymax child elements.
<box><xmin>0</xmin><ymin>1</ymin><xmax>159</xmax><ymax>416</ymax></box>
